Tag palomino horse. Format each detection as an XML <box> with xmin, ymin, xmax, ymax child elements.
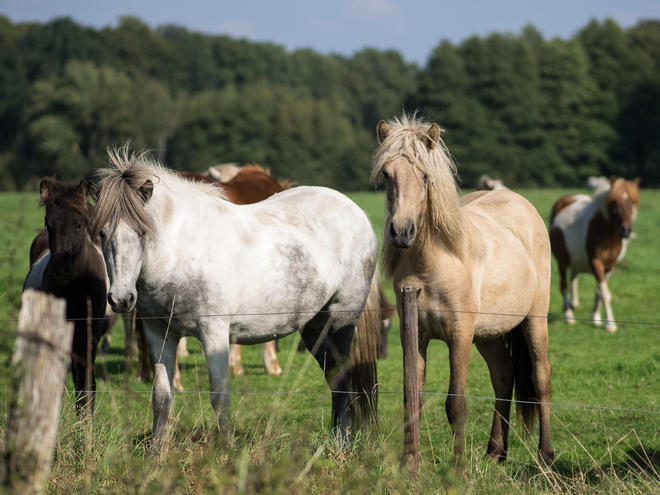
<box><xmin>549</xmin><ymin>176</ymin><xmax>640</xmax><ymax>332</ymax></box>
<box><xmin>371</xmin><ymin>115</ymin><xmax>554</xmax><ymax>461</ymax></box>
<box><xmin>89</xmin><ymin>147</ymin><xmax>380</xmax><ymax>445</ymax></box>
<box><xmin>23</xmin><ymin>178</ymin><xmax>113</xmax><ymax>415</ymax></box>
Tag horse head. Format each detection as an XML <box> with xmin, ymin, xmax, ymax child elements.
<box><xmin>39</xmin><ymin>178</ymin><xmax>93</xmax><ymax>284</ymax></box>
<box><xmin>375</xmin><ymin>120</ymin><xmax>441</xmax><ymax>249</ymax></box>
<box><xmin>607</xmin><ymin>176</ymin><xmax>641</xmax><ymax>239</ymax></box>
<box><xmin>89</xmin><ymin>148</ymin><xmax>158</xmax><ymax>313</ymax></box>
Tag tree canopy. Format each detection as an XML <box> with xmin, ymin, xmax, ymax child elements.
<box><xmin>0</xmin><ymin>15</ymin><xmax>658</xmax><ymax>190</ymax></box>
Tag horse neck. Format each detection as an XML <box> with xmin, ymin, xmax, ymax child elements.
<box><xmin>421</xmin><ymin>183</ymin><xmax>465</xmax><ymax>258</ymax></box>
<box><xmin>593</xmin><ymin>191</ymin><xmax>615</xmax><ymax>228</ymax></box>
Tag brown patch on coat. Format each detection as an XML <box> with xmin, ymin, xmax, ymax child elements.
<box><xmin>586</xmin><ymin>210</ymin><xmax>623</xmax><ymax>278</ymax></box>
<box><xmin>549</xmin><ymin>226</ymin><xmax>571</xmax><ymax>268</ymax></box>
<box><xmin>550</xmin><ymin>194</ymin><xmax>581</xmax><ymax>224</ymax></box>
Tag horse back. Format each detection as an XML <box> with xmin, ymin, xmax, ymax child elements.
<box><xmin>222</xmin><ymin>166</ymin><xmax>287</xmax><ymax>204</ymax></box>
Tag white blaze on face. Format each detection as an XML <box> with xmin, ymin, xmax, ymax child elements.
<box><xmin>102</xmin><ymin>221</ymin><xmax>143</xmax><ymax>312</ymax></box>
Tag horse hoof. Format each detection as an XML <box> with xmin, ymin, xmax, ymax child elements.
<box><xmin>229</xmin><ymin>366</ymin><xmax>244</xmax><ymax>376</ymax></box>
<box><xmin>606</xmin><ymin>325</ymin><xmax>617</xmax><ymax>333</ymax></box>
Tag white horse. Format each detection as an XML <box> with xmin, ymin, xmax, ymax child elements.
<box><xmin>89</xmin><ymin>147</ymin><xmax>380</xmax><ymax>446</ymax></box>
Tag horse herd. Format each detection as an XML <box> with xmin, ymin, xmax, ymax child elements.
<box><xmin>22</xmin><ymin>114</ymin><xmax>641</xmax><ymax>463</ymax></box>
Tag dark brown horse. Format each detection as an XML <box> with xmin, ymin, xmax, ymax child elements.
<box><xmin>550</xmin><ymin>176</ymin><xmax>641</xmax><ymax>332</ymax></box>
<box><xmin>23</xmin><ymin>178</ymin><xmax>112</xmax><ymax>415</ymax></box>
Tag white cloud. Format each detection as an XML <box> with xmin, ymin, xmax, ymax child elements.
<box><xmin>343</xmin><ymin>0</ymin><xmax>398</xmax><ymax>21</ymax></box>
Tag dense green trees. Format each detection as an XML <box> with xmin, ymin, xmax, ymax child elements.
<box><xmin>0</xmin><ymin>15</ymin><xmax>658</xmax><ymax>190</ymax></box>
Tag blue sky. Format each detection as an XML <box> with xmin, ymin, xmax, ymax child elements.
<box><xmin>2</xmin><ymin>0</ymin><xmax>659</xmax><ymax>65</ymax></box>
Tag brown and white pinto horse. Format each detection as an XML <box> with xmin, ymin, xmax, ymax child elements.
<box><xmin>549</xmin><ymin>176</ymin><xmax>640</xmax><ymax>332</ymax></box>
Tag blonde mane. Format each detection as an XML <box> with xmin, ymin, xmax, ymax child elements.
<box><xmin>89</xmin><ymin>145</ymin><xmax>226</xmax><ymax>241</ymax></box>
<box><xmin>370</xmin><ymin>114</ymin><xmax>465</xmax><ymax>278</ymax></box>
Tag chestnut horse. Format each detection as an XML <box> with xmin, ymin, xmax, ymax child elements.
<box><xmin>549</xmin><ymin>176</ymin><xmax>640</xmax><ymax>332</ymax></box>
<box><xmin>371</xmin><ymin>114</ymin><xmax>554</xmax><ymax>462</ymax></box>
<box><xmin>23</xmin><ymin>178</ymin><xmax>113</xmax><ymax>416</ymax></box>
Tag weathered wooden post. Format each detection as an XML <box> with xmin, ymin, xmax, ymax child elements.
<box><xmin>401</xmin><ymin>286</ymin><xmax>420</xmax><ymax>474</ymax></box>
<box><xmin>1</xmin><ymin>289</ymin><xmax>74</xmax><ymax>494</ymax></box>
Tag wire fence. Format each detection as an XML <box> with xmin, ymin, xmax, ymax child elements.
<box><xmin>2</xmin><ymin>305</ymin><xmax>660</xmax><ymax>418</ymax></box>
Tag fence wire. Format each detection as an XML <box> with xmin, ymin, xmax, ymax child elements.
<box><xmin>2</xmin><ymin>304</ymin><xmax>659</xmax><ymax>419</ymax></box>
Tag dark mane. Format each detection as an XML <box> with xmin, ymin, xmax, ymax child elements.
<box><xmin>39</xmin><ymin>177</ymin><xmax>90</xmax><ymax>218</ymax></box>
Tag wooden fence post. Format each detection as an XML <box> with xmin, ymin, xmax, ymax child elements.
<box><xmin>1</xmin><ymin>289</ymin><xmax>74</xmax><ymax>494</ymax></box>
<box><xmin>401</xmin><ymin>286</ymin><xmax>420</xmax><ymax>474</ymax></box>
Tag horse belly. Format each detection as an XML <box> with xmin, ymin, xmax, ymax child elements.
<box><xmin>553</xmin><ymin>200</ymin><xmax>592</xmax><ymax>273</ymax></box>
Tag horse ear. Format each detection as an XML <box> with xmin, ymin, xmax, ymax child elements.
<box><xmin>377</xmin><ymin>120</ymin><xmax>391</xmax><ymax>144</ymax></box>
<box><xmin>39</xmin><ymin>177</ymin><xmax>58</xmax><ymax>201</ymax></box>
<box><xmin>633</xmin><ymin>177</ymin><xmax>641</xmax><ymax>186</ymax></box>
<box><xmin>87</xmin><ymin>181</ymin><xmax>100</xmax><ymax>202</ymax></box>
<box><xmin>424</xmin><ymin>123</ymin><xmax>441</xmax><ymax>150</ymax></box>
<box><xmin>75</xmin><ymin>179</ymin><xmax>87</xmax><ymax>197</ymax></box>
<box><xmin>609</xmin><ymin>175</ymin><xmax>617</xmax><ymax>186</ymax></box>
<box><xmin>138</xmin><ymin>180</ymin><xmax>154</xmax><ymax>203</ymax></box>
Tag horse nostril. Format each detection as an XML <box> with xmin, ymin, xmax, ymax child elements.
<box><xmin>128</xmin><ymin>292</ymin><xmax>135</xmax><ymax>304</ymax></box>
<box><xmin>389</xmin><ymin>222</ymin><xmax>396</xmax><ymax>238</ymax></box>
<box><xmin>407</xmin><ymin>221</ymin><xmax>416</xmax><ymax>240</ymax></box>
<box><xmin>108</xmin><ymin>293</ymin><xmax>118</xmax><ymax>307</ymax></box>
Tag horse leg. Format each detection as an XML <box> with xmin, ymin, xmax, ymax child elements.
<box><xmin>570</xmin><ymin>270</ymin><xmax>580</xmax><ymax>309</ymax></box>
<box><xmin>228</xmin><ymin>344</ymin><xmax>244</xmax><ymax>375</ymax></box>
<box><xmin>144</xmin><ymin>324</ymin><xmax>178</xmax><ymax>448</ymax></box>
<box><xmin>199</xmin><ymin>329</ymin><xmax>232</xmax><ymax>443</ymax></box>
<box><xmin>521</xmin><ymin>318</ymin><xmax>554</xmax><ymax>461</ymax></box>
<box><xmin>135</xmin><ymin>314</ymin><xmax>152</xmax><ymax>383</ymax></box>
<box><xmin>475</xmin><ymin>338</ymin><xmax>513</xmax><ymax>462</ymax></box>
<box><xmin>261</xmin><ymin>341</ymin><xmax>282</xmax><ymax>375</ymax></box>
<box><xmin>177</xmin><ymin>337</ymin><xmax>189</xmax><ymax>357</ymax></box>
<box><xmin>445</xmin><ymin>336</ymin><xmax>472</xmax><ymax>459</ymax></box>
<box><xmin>71</xmin><ymin>318</ymin><xmax>102</xmax><ymax>417</ymax></box>
<box><xmin>301</xmin><ymin>313</ymin><xmax>353</xmax><ymax>443</ymax></box>
<box><xmin>591</xmin><ymin>260</ymin><xmax>617</xmax><ymax>331</ymax></box>
<box><xmin>558</xmin><ymin>264</ymin><xmax>575</xmax><ymax>324</ymax></box>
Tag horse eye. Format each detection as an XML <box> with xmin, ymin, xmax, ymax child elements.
<box><xmin>423</xmin><ymin>174</ymin><xmax>429</xmax><ymax>183</ymax></box>
<box><xmin>99</xmin><ymin>231</ymin><xmax>105</xmax><ymax>239</ymax></box>
<box><xmin>382</xmin><ymin>171</ymin><xmax>389</xmax><ymax>180</ymax></box>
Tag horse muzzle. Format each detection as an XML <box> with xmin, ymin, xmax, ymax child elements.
<box><xmin>390</xmin><ymin>220</ymin><xmax>417</xmax><ymax>248</ymax></box>
<box><xmin>619</xmin><ymin>225</ymin><xmax>633</xmax><ymax>239</ymax></box>
<box><xmin>108</xmin><ymin>290</ymin><xmax>137</xmax><ymax>313</ymax></box>
<box><xmin>50</xmin><ymin>255</ymin><xmax>72</xmax><ymax>283</ymax></box>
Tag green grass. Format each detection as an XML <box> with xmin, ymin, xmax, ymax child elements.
<box><xmin>1</xmin><ymin>188</ymin><xmax>659</xmax><ymax>493</ymax></box>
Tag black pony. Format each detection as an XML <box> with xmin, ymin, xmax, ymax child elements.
<box><xmin>23</xmin><ymin>177</ymin><xmax>110</xmax><ymax>416</ymax></box>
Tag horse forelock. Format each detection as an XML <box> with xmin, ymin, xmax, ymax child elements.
<box><xmin>372</xmin><ymin>114</ymin><xmax>465</xmax><ymax>274</ymax></box>
<box><xmin>39</xmin><ymin>180</ymin><xmax>90</xmax><ymax>219</ymax></box>
<box><xmin>609</xmin><ymin>178</ymin><xmax>641</xmax><ymax>208</ymax></box>
<box><xmin>90</xmin><ymin>146</ymin><xmax>228</xmax><ymax>241</ymax></box>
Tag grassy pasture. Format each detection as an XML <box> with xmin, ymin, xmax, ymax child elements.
<box><xmin>0</xmin><ymin>187</ymin><xmax>659</xmax><ymax>493</ymax></box>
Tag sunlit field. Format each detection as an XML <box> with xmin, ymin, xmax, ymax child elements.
<box><xmin>0</xmin><ymin>187</ymin><xmax>659</xmax><ymax>493</ymax></box>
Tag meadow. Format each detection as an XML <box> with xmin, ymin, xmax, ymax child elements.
<box><xmin>0</xmin><ymin>187</ymin><xmax>659</xmax><ymax>494</ymax></box>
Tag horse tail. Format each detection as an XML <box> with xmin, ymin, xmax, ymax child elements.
<box><xmin>349</xmin><ymin>270</ymin><xmax>381</xmax><ymax>431</ymax></box>
<box><xmin>505</xmin><ymin>324</ymin><xmax>537</xmax><ymax>436</ymax></box>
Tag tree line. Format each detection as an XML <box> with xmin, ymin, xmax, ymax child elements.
<box><xmin>1</xmin><ymin>15</ymin><xmax>659</xmax><ymax>190</ymax></box>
